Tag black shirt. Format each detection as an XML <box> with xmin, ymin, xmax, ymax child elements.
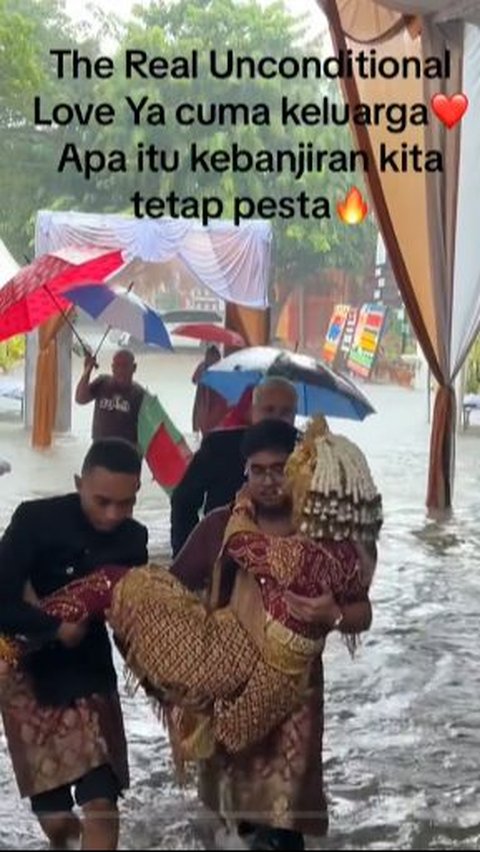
<box><xmin>89</xmin><ymin>376</ymin><xmax>145</xmax><ymax>443</ymax></box>
<box><xmin>0</xmin><ymin>493</ymin><xmax>148</xmax><ymax>706</ymax></box>
<box><xmin>170</xmin><ymin>427</ymin><xmax>247</xmax><ymax>556</ymax></box>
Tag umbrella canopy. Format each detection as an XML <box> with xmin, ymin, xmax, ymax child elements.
<box><xmin>200</xmin><ymin>346</ymin><xmax>375</xmax><ymax>420</ymax></box>
<box><xmin>138</xmin><ymin>392</ymin><xmax>192</xmax><ymax>494</ymax></box>
<box><xmin>0</xmin><ymin>249</ymin><xmax>124</xmax><ymax>343</ymax></box>
<box><xmin>64</xmin><ymin>284</ymin><xmax>173</xmax><ymax>351</ymax></box>
<box><xmin>171</xmin><ymin>323</ymin><xmax>245</xmax><ymax>348</ymax></box>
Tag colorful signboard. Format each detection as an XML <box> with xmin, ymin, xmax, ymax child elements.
<box><xmin>340</xmin><ymin>307</ymin><xmax>359</xmax><ymax>355</ymax></box>
<box><xmin>323</xmin><ymin>304</ymin><xmax>350</xmax><ymax>364</ymax></box>
<box><xmin>346</xmin><ymin>303</ymin><xmax>387</xmax><ymax>378</ymax></box>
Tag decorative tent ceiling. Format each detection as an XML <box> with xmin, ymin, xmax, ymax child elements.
<box><xmin>331</xmin><ymin>0</ymin><xmax>402</xmax><ymax>41</ymax></box>
<box><xmin>320</xmin><ymin>0</ymin><xmax>480</xmax><ymax>41</ymax></box>
<box><xmin>377</xmin><ymin>1</ymin><xmax>480</xmax><ymax>26</ymax></box>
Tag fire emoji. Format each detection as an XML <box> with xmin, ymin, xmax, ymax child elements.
<box><xmin>337</xmin><ymin>187</ymin><xmax>368</xmax><ymax>225</ymax></box>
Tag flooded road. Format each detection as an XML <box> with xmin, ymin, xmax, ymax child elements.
<box><xmin>1</xmin><ymin>348</ymin><xmax>480</xmax><ymax>849</ymax></box>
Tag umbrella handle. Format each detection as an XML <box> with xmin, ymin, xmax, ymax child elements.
<box><xmin>43</xmin><ymin>285</ymin><xmax>90</xmax><ymax>356</ymax></box>
<box><xmin>93</xmin><ymin>326</ymin><xmax>111</xmax><ymax>360</ymax></box>
<box><xmin>25</xmin><ymin>258</ymin><xmax>89</xmax><ymax>355</ymax></box>
<box><xmin>93</xmin><ymin>282</ymin><xmax>134</xmax><ymax>359</ymax></box>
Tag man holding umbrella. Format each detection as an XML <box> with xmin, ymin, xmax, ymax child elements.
<box><xmin>191</xmin><ymin>344</ymin><xmax>228</xmax><ymax>437</ymax></box>
<box><xmin>75</xmin><ymin>350</ymin><xmax>146</xmax><ymax>447</ymax></box>
<box><xmin>170</xmin><ymin>376</ymin><xmax>298</xmax><ymax>556</ymax></box>
<box><xmin>170</xmin><ymin>345</ymin><xmax>374</xmax><ymax>556</ymax></box>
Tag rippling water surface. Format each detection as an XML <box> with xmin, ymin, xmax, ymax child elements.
<box><xmin>1</xmin><ymin>349</ymin><xmax>479</xmax><ymax>849</ymax></box>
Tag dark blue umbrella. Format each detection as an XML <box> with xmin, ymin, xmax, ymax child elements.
<box><xmin>200</xmin><ymin>346</ymin><xmax>375</xmax><ymax>420</ymax></box>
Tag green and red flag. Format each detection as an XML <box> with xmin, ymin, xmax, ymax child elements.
<box><xmin>138</xmin><ymin>392</ymin><xmax>192</xmax><ymax>495</ymax></box>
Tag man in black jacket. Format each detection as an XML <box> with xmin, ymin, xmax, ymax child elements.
<box><xmin>170</xmin><ymin>377</ymin><xmax>297</xmax><ymax>555</ymax></box>
<box><xmin>0</xmin><ymin>438</ymin><xmax>148</xmax><ymax>851</ymax></box>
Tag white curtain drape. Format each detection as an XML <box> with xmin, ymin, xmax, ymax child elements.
<box><xmin>450</xmin><ymin>23</ymin><xmax>480</xmax><ymax>377</ymax></box>
<box><xmin>319</xmin><ymin>0</ymin><xmax>480</xmax><ymax>509</ymax></box>
<box><xmin>35</xmin><ymin>212</ymin><xmax>271</xmax><ymax>309</ymax></box>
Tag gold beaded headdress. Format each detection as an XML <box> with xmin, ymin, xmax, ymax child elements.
<box><xmin>285</xmin><ymin>416</ymin><xmax>383</xmax><ymax>542</ymax></box>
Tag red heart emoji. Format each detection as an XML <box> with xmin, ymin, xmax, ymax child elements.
<box><xmin>431</xmin><ymin>93</ymin><xmax>469</xmax><ymax>129</ymax></box>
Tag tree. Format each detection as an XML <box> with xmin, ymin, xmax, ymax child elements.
<box><xmin>0</xmin><ymin>0</ymin><xmax>377</xmax><ymax>293</ymax></box>
<box><xmin>91</xmin><ymin>0</ymin><xmax>377</xmax><ymax>286</ymax></box>
<box><xmin>0</xmin><ymin>0</ymin><xmax>112</xmax><ymax>259</ymax></box>
<box><xmin>466</xmin><ymin>335</ymin><xmax>480</xmax><ymax>394</ymax></box>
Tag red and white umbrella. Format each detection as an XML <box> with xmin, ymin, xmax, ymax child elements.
<box><xmin>0</xmin><ymin>248</ymin><xmax>124</xmax><ymax>342</ymax></box>
<box><xmin>171</xmin><ymin>323</ymin><xmax>245</xmax><ymax>348</ymax></box>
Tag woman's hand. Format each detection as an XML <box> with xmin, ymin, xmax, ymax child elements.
<box><xmin>285</xmin><ymin>589</ymin><xmax>341</xmax><ymax>628</ymax></box>
<box><xmin>355</xmin><ymin>541</ymin><xmax>377</xmax><ymax>584</ymax></box>
<box><xmin>57</xmin><ymin>620</ymin><xmax>88</xmax><ymax>649</ymax></box>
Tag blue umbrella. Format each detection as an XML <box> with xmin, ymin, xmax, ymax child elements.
<box><xmin>64</xmin><ymin>284</ymin><xmax>172</xmax><ymax>352</ymax></box>
<box><xmin>200</xmin><ymin>346</ymin><xmax>375</xmax><ymax>420</ymax></box>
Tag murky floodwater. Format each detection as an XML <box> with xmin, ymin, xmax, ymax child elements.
<box><xmin>1</xmin><ymin>347</ymin><xmax>480</xmax><ymax>850</ymax></box>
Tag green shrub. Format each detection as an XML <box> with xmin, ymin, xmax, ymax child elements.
<box><xmin>0</xmin><ymin>336</ymin><xmax>26</xmax><ymax>372</ymax></box>
<box><xmin>466</xmin><ymin>337</ymin><xmax>480</xmax><ymax>394</ymax></box>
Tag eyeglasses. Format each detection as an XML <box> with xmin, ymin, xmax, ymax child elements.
<box><xmin>246</xmin><ymin>463</ymin><xmax>286</xmax><ymax>482</ymax></box>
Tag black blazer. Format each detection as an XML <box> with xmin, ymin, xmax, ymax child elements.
<box><xmin>0</xmin><ymin>493</ymin><xmax>148</xmax><ymax>705</ymax></box>
<box><xmin>170</xmin><ymin>427</ymin><xmax>246</xmax><ymax>556</ymax></box>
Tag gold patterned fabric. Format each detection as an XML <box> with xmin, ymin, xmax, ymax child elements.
<box><xmin>110</xmin><ymin>566</ymin><xmax>257</xmax><ymax>705</ymax></box>
<box><xmin>108</xmin><ymin>495</ymin><xmax>364</xmax><ymax>762</ymax></box>
<box><xmin>199</xmin><ymin>664</ymin><xmax>328</xmax><ymax>836</ymax></box>
<box><xmin>0</xmin><ymin>566</ymin><xmax>130</xmax><ymax>668</ymax></box>
<box><xmin>1</xmin><ymin>673</ymin><xmax>128</xmax><ymax>798</ymax></box>
<box><xmin>213</xmin><ymin>658</ymin><xmax>301</xmax><ymax>756</ymax></box>
<box><xmin>108</xmin><ymin>566</ymin><xmax>315</xmax><ymax>759</ymax></box>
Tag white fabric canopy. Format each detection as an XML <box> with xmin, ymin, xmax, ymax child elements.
<box><xmin>373</xmin><ymin>27</ymin><xmax>480</xmax><ymax>379</ymax></box>
<box><xmin>35</xmin><ymin>212</ymin><xmax>271</xmax><ymax>309</ymax></box>
<box><xmin>450</xmin><ymin>23</ymin><xmax>480</xmax><ymax>377</ymax></box>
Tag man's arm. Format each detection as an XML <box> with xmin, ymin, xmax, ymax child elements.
<box><xmin>170</xmin><ymin>439</ymin><xmax>211</xmax><ymax>556</ymax></box>
<box><xmin>285</xmin><ymin>591</ymin><xmax>372</xmax><ymax>634</ymax></box>
<box><xmin>75</xmin><ymin>354</ymin><xmax>100</xmax><ymax>405</ymax></box>
<box><xmin>337</xmin><ymin>600</ymin><xmax>372</xmax><ymax>634</ymax></box>
<box><xmin>285</xmin><ymin>540</ymin><xmax>377</xmax><ymax>634</ymax></box>
<box><xmin>192</xmin><ymin>364</ymin><xmax>204</xmax><ymax>385</ymax></box>
<box><xmin>0</xmin><ymin>504</ymin><xmax>62</xmax><ymax>640</ymax></box>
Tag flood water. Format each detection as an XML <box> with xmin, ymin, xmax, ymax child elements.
<box><xmin>1</xmin><ymin>347</ymin><xmax>480</xmax><ymax>850</ymax></box>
